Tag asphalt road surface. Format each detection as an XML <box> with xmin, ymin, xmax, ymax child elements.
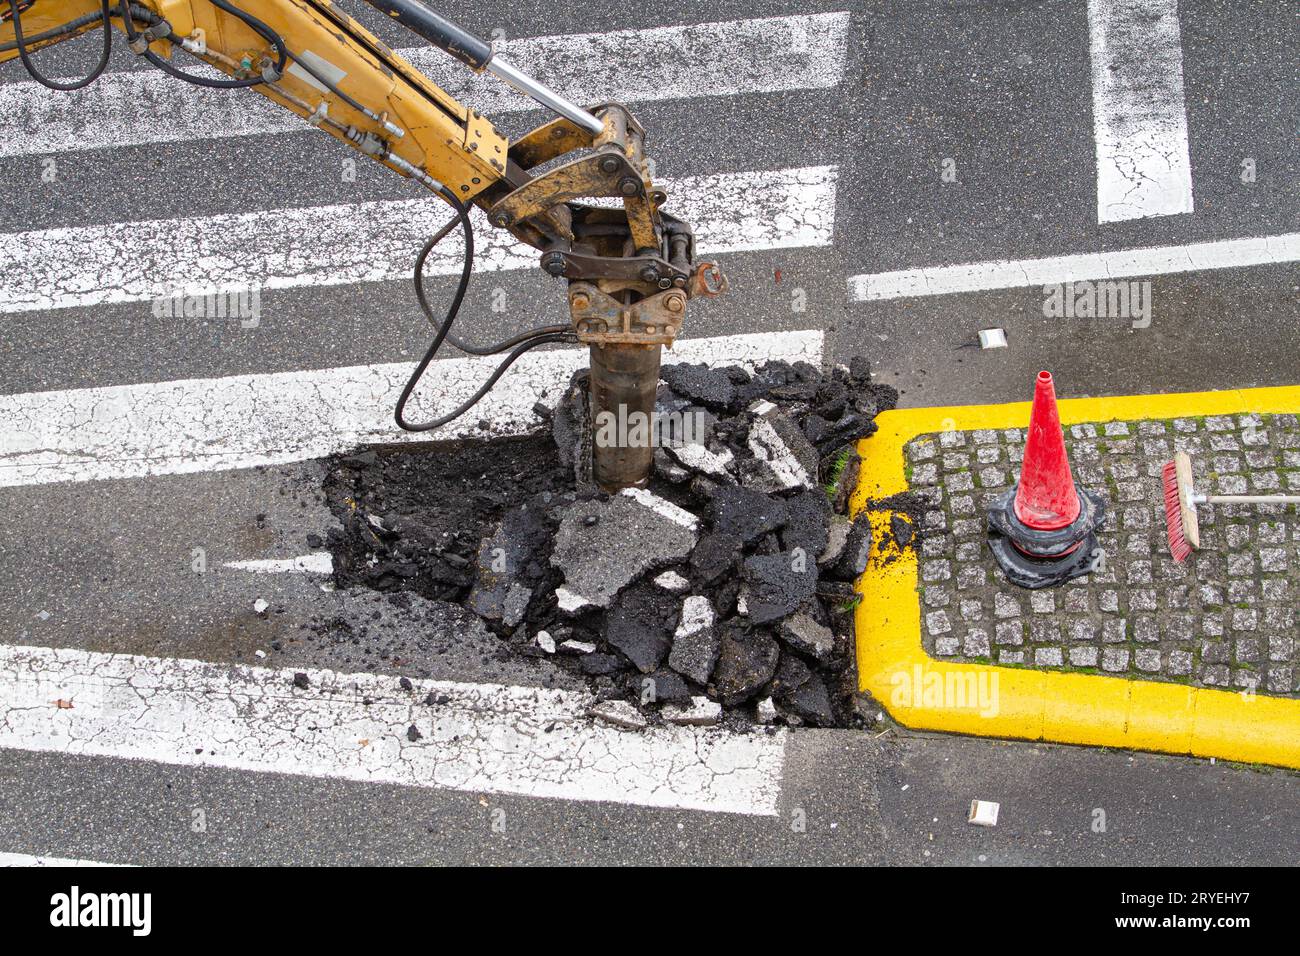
<box><xmin>0</xmin><ymin>0</ymin><xmax>1296</xmax><ymax>866</ymax></box>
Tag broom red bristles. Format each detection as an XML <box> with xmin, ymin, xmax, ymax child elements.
<box><xmin>1161</xmin><ymin>459</ymin><xmax>1193</xmax><ymax>563</ymax></box>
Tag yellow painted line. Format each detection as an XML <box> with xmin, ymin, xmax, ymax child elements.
<box><xmin>852</xmin><ymin>384</ymin><xmax>1300</xmax><ymax>769</ymax></box>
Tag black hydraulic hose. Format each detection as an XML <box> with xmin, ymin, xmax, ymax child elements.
<box><xmin>395</xmin><ymin>186</ymin><xmax>576</xmax><ymax>432</ymax></box>
<box><xmin>397</xmin><ymin>330</ymin><xmax>574</xmax><ymax>432</ymax></box>
<box><xmin>412</xmin><ymin>223</ymin><xmax>568</xmax><ymax>355</ymax></box>
<box><xmin>444</xmin><ymin>323</ymin><xmax>571</xmax><ymax>356</ymax></box>
<box><xmin>208</xmin><ymin>0</ymin><xmax>287</xmax><ymax>72</ymax></box>
<box><xmin>119</xmin><ymin>0</ymin><xmax>285</xmax><ymax>89</ymax></box>
<box><xmin>0</xmin><ymin>9</ymin><xmax>101</xmax><ymax>53</ymax></box>
<box><xmin>280</xmin><ymin>45</ymin><xmax>374</xmax><ymax>121</ymax></box>
<box><xmin>6</xmin><ymin>0</ymin><xmax>112</xmax><ymax>90</ymax></box>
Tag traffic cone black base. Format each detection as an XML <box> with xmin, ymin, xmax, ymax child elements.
<box><xmin>987</xmin><ymin>528</ymin><xmax>1103</xmax><ymax>590</ymax></box>
<box><xmin>987</xmin><ymin>484</ymin><xmax>1107</xmax><ymax>560</ymax></box>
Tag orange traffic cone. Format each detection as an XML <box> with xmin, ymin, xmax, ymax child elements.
<box><xmin>1015</xmin><ymin>371</ymin><xmax>1082</xmax><ymax>530</ymax></box>
<box><xmin>986</xmin><ymin>371</ymin><xmax>1107</xmax><ymax>589</ymax></box>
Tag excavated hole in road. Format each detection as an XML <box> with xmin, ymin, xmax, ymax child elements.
<box><xmin>319</xmin><ymin>356</ymin><xmax>918</xmax><ymax>730</ymax></box>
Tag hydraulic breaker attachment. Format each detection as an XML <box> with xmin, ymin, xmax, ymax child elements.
<box><xmin>569</xmin><ymin>260</ymin><xmax>727</xmax><ymax>490</ymax></box>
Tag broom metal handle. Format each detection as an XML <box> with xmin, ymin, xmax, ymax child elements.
<box><xmin>1195</xmin><ymin>494</ymin><xmax>1300</xmax><ymax>505</ymax></box>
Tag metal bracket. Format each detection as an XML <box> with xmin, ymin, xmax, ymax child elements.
<box><xmin>568</xmin><ymin>282</ymin><xmax>687</xmax><ymax>347</ymax></box>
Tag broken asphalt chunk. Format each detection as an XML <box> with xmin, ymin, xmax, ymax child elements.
<box><xmin>604</xmin><ymin>582</ymin><xmax>677</xmax><ymax>674</ymax></box>
<box><xmin>588</xmin><ymin>699</ymin><xmax>648</xmax><ymax>730</ymax></box>
<box><xmin>831</xmin><ymin>513</ymin><xmax>874</xmax><ymax>580</ymax></box>
<box><xmin>644</xmin><ymin>668</ymin><xmax>692</xmax><ymax>703</ymax></box>
<box><xmin>781</xmin><ymin>489</ymin><xmax>832</xmax><ymax>558</ymax></box>
<box><xmin>666</xmin><ymin>441</ymin><xmax>736</xmax><ymax>481</ymax></box>
<box><xmin>710</xmin><ymin>622</ymin><xmax>779</xmax><ymax>706</ymax></box>
<box><xmin>690</xmin><ymin>531</ymin><xmax>742</xmax><ymax>587</ymax></box>
<box><xmin>668</xmin><ymin>595</ymin><xmax>720</xmax><ymax>685</ymax></box>
<box><xmin>744</xmin><ymin>400</ymin><xmax>819</xmax><ymax>492</ymax></box>
<box><xmin>783</xmin><ymin>671</ymin><xmax>835</xmax><ymax>726</ymax></box>
<box><xmin>501</xmin><ymin>583</ymin><xmax>532</xmax><ymax>629</ymax></box>
<box><xmin>741</xmin><ymin>551</ymin><xmax>818</xmax><ymax>625</ymax></box>
<box><xmin>660</xmin><ymin>362</ymin><xmax>736</xmax><ymax>411</ymax></box>
<box><xmin>709</xmin><ymin>485</ymin><xmax>788</xmax><ymax>546</ymax></box>
<box><xmin>579</xmin><ymin>652</ymin><xmax>625</xmax><ymax>676</ymax></box>
<box><xmin>654</xmin><ymin>570</ymin><xmax>691</xmax><ymax>593</ymax></box>
<box><xmin>551</xmin><ymin>371</ymin><xmax>589</xmax><ymax>472</ymax></box>
<box><xmin>820</xmin><ymin>515</ymin><xmax>851</xmax><ymax>567</ymax></box>
<box><xmin>467</xmin><ymin>505</ymin><xmax>549</xmax><ymax>621</ymax></box>
<box><xmin>777</xmin><ymin>611</ymin><xmax>836</xmax><ymax>662</ymax></box>
<box><xmin>550</xmin><ymin>488</ymin><xmax>699</xmax><ymax>611</ymax></box>
<box><xmin>654</xmin><ymin>448</ymin><xmax>691</xmax><ymax>483</ymax></box>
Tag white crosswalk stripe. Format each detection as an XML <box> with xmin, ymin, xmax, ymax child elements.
<box><xmin>0</xmin><ymin>13</ymin><xmax>851</xmax><ymax>158</ymax></box>
<box><xmin>0</xmin><ymin>165</ymin><xmax>837</xmax><ymax>314</ymax></box>
<box><xmin>0</xmin><ymin>852</ymin><xmax>129</xmax><ymax>867</ymax></box>
<box><xmin>847</xmin><ymin>233</ymin><xmax>1300</xmax><ymax>302</ymax></box>
<box><xmin>223</xmin><ymin>553</ymin><xmax>334</xmax><ymax>574</ymax></box>
<box><xmin>1087</xmin><ymin>0</ymin><xmax>1194</xmax><ymax>223</ymax></box>
<box><xmin>0</xmin><ymin>329</ymin><xmax>823</xmax><ymax>486</ymax></box>
<box><xmin>0</xmin><ymin>643</ymin><xmax>787</xmax><ymax>815</ymax></box>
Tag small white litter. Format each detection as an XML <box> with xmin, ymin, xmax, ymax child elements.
<box><xmin>978</xmin><ymin>328</ymin><xmax>1008</xmax><ymax>350</ymax></box>
<box><xmin>253</xmin><ymin>598</ymin><xmax>269</xmax><ymax>615</ymax></box>
<box><xmin>968</xmin><ymin>799</ymin><xmax>1000</xmax><ymax>827</ymax></box>
<box><xmin>654</xmin><ymin>570</ymin><xmax>691</xmax><ymax>593</ymax></box>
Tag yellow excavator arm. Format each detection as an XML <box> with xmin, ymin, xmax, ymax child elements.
<box><xmin>1</xmin><ymin>0</ymin><xmax>727</xmax><ymax>489</ymax></box>
<box><xmin>4</xmin><ymin>0</ymin><xmax>508</xmax><ymax>198</ymax></box>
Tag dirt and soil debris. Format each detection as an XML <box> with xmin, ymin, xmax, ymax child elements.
<box><xmin>319</xmin><ymin>355</ymin><xmax>912</xmax><ymax>729</ymax></box>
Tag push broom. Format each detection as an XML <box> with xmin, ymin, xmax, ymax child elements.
<box><xmin>1161</xmin><ymin>451</ymin><xmax>1300</xmax><ymax>562</ymax></box>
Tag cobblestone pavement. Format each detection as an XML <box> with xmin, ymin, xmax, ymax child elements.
<box><xmin>907</xmin><ymin>413</ymin><xmax>1300</xmax><ymax>698</ymax></box>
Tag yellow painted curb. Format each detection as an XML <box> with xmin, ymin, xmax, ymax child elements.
<box><xmin>852</xmin><ymin>385</ymin><xmax>1300</xmax><ymax>770</ymax></box>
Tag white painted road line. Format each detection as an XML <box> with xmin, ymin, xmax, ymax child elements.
<box><xmin>847</xmin><ymin>233</ymin><xmax>1300</xmax><ymax>302</ymax></box>
<box><xmin>0</xmin><ymin>165</ymin><xmax>837</xmax><ymax>314</ymax></box>
<box><xmin>0</xmin><ymin>329</ymin><xmax>823</xmax><ymax>487</ymax></box>
<box><xmin>224</xmin><ymin>554</ymin><xmax>334</xmax><ymax>575</ymax></box>
<box><xmin>0</xmin><ymin>644</ymin><xmax>786</xmax><ymax>816</ymax></box>
<box><xmin>0</xmin><ymin>13</ymin><xmax>850</xmax><ymax>158</ymax></box>
<box><xmin>0</xmin><ymin>852</ymin><xmax>128</xmax><ymax>867</ymax></box>
<box><xmin>1087</xmin><ymin>0</ymin><xmax>1194</xmax><ymax>223</ymax></box>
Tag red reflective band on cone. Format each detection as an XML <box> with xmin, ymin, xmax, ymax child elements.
<box><xmin>1013</xmin><ymin>371</ymin><xmax>1082</xmax><ymax>531</ymax></box>
<box><xmin>1011</xmin><ymin>538</ymin><xmax>1083</xmax><ymax>559</ymax></box>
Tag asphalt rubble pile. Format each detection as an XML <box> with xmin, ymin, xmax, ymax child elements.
<box><xmin>324</xmin><ymin>356</ymin><xmax>902</xmax><ymax>730</ymax></box>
